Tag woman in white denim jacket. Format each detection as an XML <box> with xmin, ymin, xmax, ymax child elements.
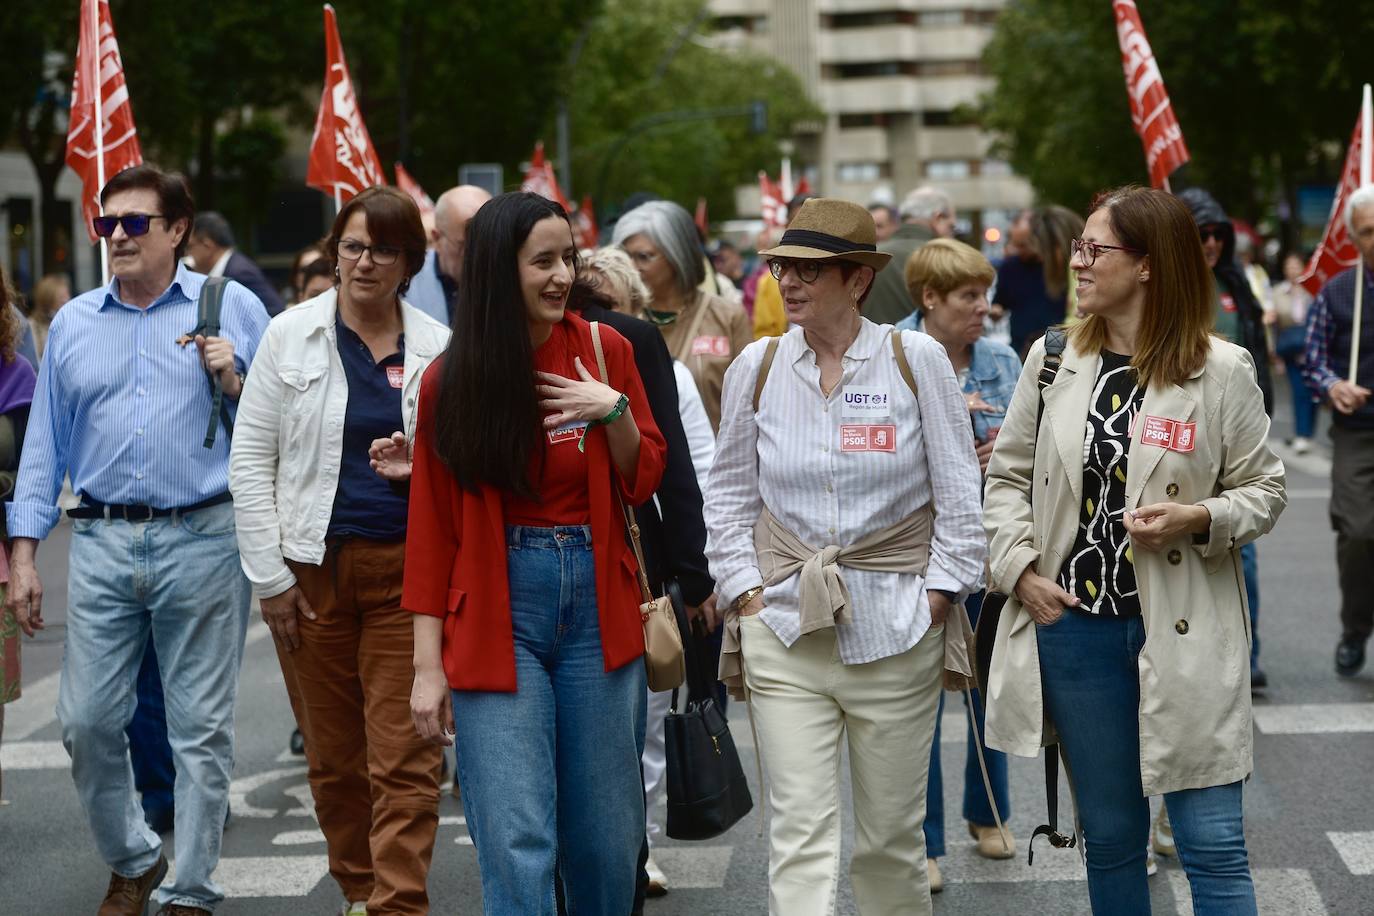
<box><xmin>228</xmin><ymin>187</ymin><xmax>450</xmax><ymax>915</ymax></box>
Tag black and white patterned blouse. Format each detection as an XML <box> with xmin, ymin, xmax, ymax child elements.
<box><xmin>1058</xmin><ymin>350</ymin><xmax>1145</xmax><ymax>617</ymax></box>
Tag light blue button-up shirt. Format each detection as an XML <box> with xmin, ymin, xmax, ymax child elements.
<box><xmin>7</xmin><ymin>264</ymin><xmax>269</xmax><ymax>540</ymax></box>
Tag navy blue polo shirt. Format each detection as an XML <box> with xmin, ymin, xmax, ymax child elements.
<box><xmin>326</xmin><ymin>315</ymin><xmax>409</xmax><ymax>541</ymax></box>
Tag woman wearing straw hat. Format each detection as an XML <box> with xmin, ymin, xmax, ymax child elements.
<box><xmin>704</xmin><ymin>198</ymin><xmax>987</xmax><ymax>915</ymax></box>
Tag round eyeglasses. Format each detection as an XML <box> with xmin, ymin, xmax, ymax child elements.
<box><xmin>767</xmin><ymin>258</ymin><xmax>829</xmax><ymax>284</ymax></box>
<box><xmin>1070</xmin><ymin>238</ymin><xmax>1144</xmax><ymax>268</ymax></box>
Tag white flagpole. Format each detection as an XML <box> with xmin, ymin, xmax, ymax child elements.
<box><xmin>90</xmin><ymin>0</ymin><xmax>109</xmax><ymax>283</ymax></box>
<box><xmin>1350</xmin><ymin>83</ymin><xmax>1371</xmax><ymax>383</ymax></box>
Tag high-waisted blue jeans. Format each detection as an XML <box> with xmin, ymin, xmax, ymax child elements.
<box><xmin>1036</xmin><ymin>610</ymin><xmax>1257</xmax><ymax>916</ymax></box>
<box><xmin>451</xmin><ymin>525</ymin><xmax>647</xmax><ymax>916</ymax></box>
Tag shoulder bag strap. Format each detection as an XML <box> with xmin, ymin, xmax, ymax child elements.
<box><xmin>196</xmin><ymin>278</ymin><xmax>232</xmax><ymax>449</ymax></box>
<box><xmin>1028</xmin><ymin>324</ymin><xmax>1075</xmax><ymax>864</ymax></box>
<box><xmin>889</xmin><ymin>329</ymin><xmax>918</xmax><ymax>398</ymax></box>
<box><xmin>591</xmin><ymin>322</ymin><xmax>655</xmax><ymax>605</ymax></box>
<box><xmin>752</xmin><ymin>337</ymin><xmax>780</xmax><ymax>413</ymax></box>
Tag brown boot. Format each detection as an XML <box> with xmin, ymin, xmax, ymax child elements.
<box><xmin>97</xmin><ymin>854</ymin><xmax>168</xmax><ymax>915</ymax></box>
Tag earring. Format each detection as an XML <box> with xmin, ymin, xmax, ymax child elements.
<box><xmin>1139</xmin><ymin>273</ymin><xmax>1149</xmax><ymax>282</ymax></box>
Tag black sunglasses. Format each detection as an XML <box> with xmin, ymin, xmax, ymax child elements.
<box><xmin>92</xmin><ymin>214</ymin><xmax>166</xmax><ymax>238</ymax></box>
<box><xmin>1198</xmin><ymin>226</ymin><xmax>1226</xmax><ymax>243</ymax></box>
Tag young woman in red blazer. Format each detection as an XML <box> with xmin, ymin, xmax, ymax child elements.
<box><xmin>404</xmin><ymin>192</ymin><xmax>666</xmax><ymax>915</ymax></box>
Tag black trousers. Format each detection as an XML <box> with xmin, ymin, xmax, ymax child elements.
<box><xmin>1331</xmin><ymin>425</ymin><xmax>1374</xmax><ymax>642</ymax></box>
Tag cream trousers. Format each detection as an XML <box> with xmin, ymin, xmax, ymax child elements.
<box><xmin>741</xmin><ymin>615</ymin><xmax>944</xmax><ymax>916</ymax></box>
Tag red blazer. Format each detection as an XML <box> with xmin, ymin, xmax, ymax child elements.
<box><xmin>403</xmin><ymin>313</ymin><xmax>667</xmax><ymax>692</ymax></box>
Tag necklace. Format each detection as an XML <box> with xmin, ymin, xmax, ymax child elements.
<box><xmin>644</xmin><ymin>307</ymin><xmax>679</xmax><ymax>327</ymax></box>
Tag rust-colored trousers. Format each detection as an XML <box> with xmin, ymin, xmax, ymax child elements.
<box><xmin>282</xmin><ymin>540</ymin><xmax>440</xmax><ymax>914</ymax></box>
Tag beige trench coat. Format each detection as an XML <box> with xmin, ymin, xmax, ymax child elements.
<box><xmin>982</xmin><ymin>335</ymin><xmax>1286</xmax><ymax>796</ymax></box>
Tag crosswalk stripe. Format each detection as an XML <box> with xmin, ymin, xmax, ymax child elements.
<box><xmin>165</xmin><ymin>855</ymin><xmax>330</xmax><ymax>899</ymax></box>
<box><xmin>0</xmin><ymin>739</ymin><xmax>67</xmax><ymax>770</ymax></box>
<box><xmin>1252</xmin><ymin>703</ymin><xmax>1374</xmax><ymax>734</ymax></box>
<box><xmin>1170</xmin><ymin>868</ymin><xmax>1327</xmax><ymax>915</ymax></box>
<box><xmin>1327</xmin><ymin>832</ymin><xmax>1374</xmax><ymax>876</ymax></box>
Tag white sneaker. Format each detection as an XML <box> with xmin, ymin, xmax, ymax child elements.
<box><xmin>646</xmin><ymin>854</ymin><xmax>669</xmax><ymax>897</ymax></box>
<box><xmin>340</xmin><ymin>902</ymin><xmax>367</xmax><ymax>915</ymax></box>
<box><xmin>1147</xmin><ymin>847</ymin><xmax>1159</xmax><ymax>876</ymax></box>
<box><xmin>1152</xmin><ymin>805</ymin><xmax>1176</xmax><ymax>857</ymax></box>
<box><xmin>1292</xmin><ymin>436</ymin><xmax>1312</xmax><ymax>455</ymax></box>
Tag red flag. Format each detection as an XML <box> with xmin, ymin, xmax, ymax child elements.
<box><xmin>694</xmin><ymin>197</ymin><xmax>709</xmax><ymax>237</ymax></box>
<box><xmin>394</xmin><ymin>162</ymin><xmax>435</xmax><ymax>219</ymax></box>
<box><xmin>65</xmin><ymin>0</ymin><xmax>143</xmax><ymax>242</ymax></box>
<box><xmin>1299</xmin><ymin>115</ymin><xmax>1366</xmax><ymax>296</ymax></box>
<box><xmin>306</xmin><ymin>4</ymin><xmax>386</xmax><ymax>204</ymax></box>
<box><xmin>572</xmin><ymin>195</ymin><xmax>598</xmax><ymax>250</ymax></box>
<box><xmin>759</xmin><ymin>172</ymin><xmax>787</xmax><ymax>229</ymax></box>
<box><xmin>1113</xmin><ymin>1</ymin><xmax>1190</xmax><ymax>189</ymax></box>
<box><xmin>521</xmin><ymin>142</ymin><xmax>571</xmax><ymax>212</ymax></box>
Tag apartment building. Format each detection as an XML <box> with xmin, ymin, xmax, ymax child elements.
<box><xmin>709</xmin><ymin>0</ymin><xmax>1032</xmax><ymax>237</ymax></box>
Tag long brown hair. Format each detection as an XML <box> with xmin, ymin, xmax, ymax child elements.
<box><xmin>1069</xmin><ymin>186</ymin><xmax>1212</xmax><ymax>390</ymax></box>
<box><xmin>0</xmin><ymin>265</ymin><xmax>21</xmax><ymax>364</ymax></box>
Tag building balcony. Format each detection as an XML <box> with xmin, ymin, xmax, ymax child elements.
<box><xmin>830</xmin><ymin>126</ymin><xmax>890</xmax><ymax>162</ymax></box>
<box><xmin>820</xmin><ymin>74</ymin><xmax>992</xmax><ymax>113</ymax></box>
<box><xmin>708</xmin><ymin>0</ymin><xmax>771</xmax><ymax>16</ymax></box>
<box><xmin>818</xmin><ymin>25</ymin><xmax>988</xmax><ymax>63</ymax></box>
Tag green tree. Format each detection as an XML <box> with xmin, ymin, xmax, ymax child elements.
<box><xmin>982</xmin><ymin>0</ymin><xmax>1374</xmax><ymax>240</ymax></box>
<box><xmin>563</xmin><ymin>0</ymin><xmax>820</xmax><ymax>221</ymax></box>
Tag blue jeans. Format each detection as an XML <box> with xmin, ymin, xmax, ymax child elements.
<box><xmin>56</xmin><ymin>503</ymin><xmax>251</xmax><ymax>911</ymax></box>
<box><xmin>925</xmin><ymin>591</ymin><xmax>1009</xmax><ymax>857</ymax></box>
<box><xmin>1241</xmin><ymin>542</ymin><xmax>1260</xmax><ymax>671</ymax></box>
<box><xmin>126</xmin><ymin>638</ymin><xmax>175</xmax><ymax>824</ymax></box>
<box><xmin>452</xmin><ymin>526</ymin><xmax>646</xmax><ymax>916</ymax></box>
<box><xmin>1037</xmin><ymin>611</ymin><xmax>1256</xmax><ymax>915</ymax></box>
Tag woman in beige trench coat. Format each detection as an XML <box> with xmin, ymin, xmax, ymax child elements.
<box><xmin>982</xmin><ymin>186</ymin><xmax>1285</xmax><ymax>915</ymax></box>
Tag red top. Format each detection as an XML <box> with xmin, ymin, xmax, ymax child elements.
<box><xmin>403</xmin><ymin>312</ymin><xmax>667</xmax><ymax>691</ymax></box>
<box><xmin>503</xmin><ymin>321</ymin><xmax>592</xmax><ymax>526</ymax></box>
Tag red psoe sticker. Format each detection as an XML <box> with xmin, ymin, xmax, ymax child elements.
<box><xmin>386</xmin><ymin>366</ymin><xmax>405</xmax><ymax>389</ymax></box>
<box><xmin>1141</xmin><ymin>415</ymin><xmax>1195</xmax><ymax>453</ymax></box>
<box><xmin>840</xmin><ymin>424</ymin><xmax>897</xmax><ymax>452</ymax></box>
<box><xmin>691</xmin><ymin>335</ymin><xmax>731</xmax><ymax>357</ymax></box>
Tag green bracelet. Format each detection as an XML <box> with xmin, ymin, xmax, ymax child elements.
<box><xmin>597</xmin><ymin>393</ymin><xmax>629</xmax><ymax>426</ymax></box>
<box><xmin>577</xmin><ymin>393</ymin><xmax>630</xmax><ymax>453</ymax></box>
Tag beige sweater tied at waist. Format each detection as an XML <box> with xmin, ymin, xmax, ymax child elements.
<box><xmin>719</xmin><ymin>504</ymin><xmax>978</xmax><ymax>698</ymax></box>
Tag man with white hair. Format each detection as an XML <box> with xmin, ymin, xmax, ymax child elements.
<box><xmin>865</xmin><ymin>186</ymin><xmax>956</xmax><ymax>326</ymax></box>
<box><xmin>1303</xmin><ymin>184</ymin><xmax>1374</xmax><ymax>676</ymax></box>
<box><xmin>404</xmin><ymin>184</ymin><xmax>493</xmax><ymax>324</ymax></box>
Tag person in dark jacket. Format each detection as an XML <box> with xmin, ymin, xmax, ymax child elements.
<box><xmin>1177</xmin><ymin>188</ymin><xmax>1272</xmax><ymax>688</ymax></box>
<box><xmin>187</xmin><ymin>211</ymin><xmax>286</xmax><ymax>317</ymax></box>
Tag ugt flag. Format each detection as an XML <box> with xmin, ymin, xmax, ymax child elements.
<box><xmin>1300</xmin><ymin>110</ymin><xmax>1368</xmax><ymax>296</ymax></box>
<box><xmin>307</xmin><ymin>4</ymin><xmax>386</xmax><ymax>203</ymax></box>
<box><xmin>66</xmin><ymin>0</ymin><xmax>143</xmax><ymax>242</ymax></box>
<box><xmin>395</xmin><ymin>162</ymin><xmax>435</xmax><ymax>220</ymax></box>
<box><xmin>521</xmin><ymin>142</ymin><xmax>571</xmax><ymax>212</ymax></box>
<box><xmin>1114</xmin><ymin>1</ymin><xmax>1190</xmax><ymax>188</ymax></box>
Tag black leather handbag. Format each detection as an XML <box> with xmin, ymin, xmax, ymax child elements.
<box><xmin>664</xmin><ymin>586</ymin><xmax>753</xmax><ymax>841</ymax></box>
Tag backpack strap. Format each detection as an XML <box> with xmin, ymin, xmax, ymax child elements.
<box><xmin>752</xmin><ymin>337</ymin><xmax>781</xmax><ymax>413</ymax></box>
<box><xmin>590</xmin><ymin>320</ymin><xmax>609</xmax><ymax>383</ymax></box>
<box><xmin>192</xmin><ymin>278</ymin><xmax>234</xmax><ymax>449</ymax></box>
<box><xmin>890</xmin><ymin>329</ymin><xmax>918</xmax><ymax>398</ymax></box>
<box><xmin>1028</xmin><ymin>323</ymin><xmax>1076</xmax><ymax>865</ymax></box>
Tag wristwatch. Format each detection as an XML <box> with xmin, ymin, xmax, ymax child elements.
<box><xmin>731</xmin><ymin>586</ymin><xmax>765</xmax><ymax>612</ymax></box>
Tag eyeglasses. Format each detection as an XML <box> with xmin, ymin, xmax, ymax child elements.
<box><xmin>768</xmin><ymin>258</ymin><xmax>829</xmax><ymax>284</ymax></box>
<box><xmin>1070</xmin><ymin>238</ymin><xmax>1144</xmax><ymax>268</ymax></box>
<box><xmin>1198</xmin><ymin>226</ymin><xmax>1226</xmax><ymax>244</ymax></box>
<box><xmin>337</xmin><ymin>239</ymin><xmax>403</xmax><ymax>266</ymax></box>
<box><xmin>92</xmin><ymin>214</ymin><xmax>166</xmax><ymax>238</ymax></box>
<box><xmin>626</xmin><ymin>249</ymin><xmax>661</xmax><ymax>267</ymax></box>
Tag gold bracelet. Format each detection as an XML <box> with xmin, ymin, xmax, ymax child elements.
<box><xmin>731</xmin><ymin>586</ymin><xmax>764</xmax><ymax>612</ymax></box>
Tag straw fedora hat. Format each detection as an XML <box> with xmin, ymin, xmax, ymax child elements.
<box><xmin>760</xmin><ymin>198</ymin><xmax>892</xmax><ymax>271</ymax></box>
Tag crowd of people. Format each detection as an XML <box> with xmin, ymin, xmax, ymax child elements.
<box><xmin>2</xmin><ymin>157</ymin><xmax>1371</xmax><ymax>916</ymax></box>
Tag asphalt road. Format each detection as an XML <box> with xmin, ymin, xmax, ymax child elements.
<box><xmin>3</xmin><ymin>409</ymin><xmax>1374</xmax><ymax>914</ymax></box>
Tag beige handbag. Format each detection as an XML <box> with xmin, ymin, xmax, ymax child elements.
<box><xmin>589</xmin><ymin>322</ymin><xmax>685</xmax><ymax>691</ymax></box>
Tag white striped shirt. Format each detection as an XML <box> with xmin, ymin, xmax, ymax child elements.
<box><xmin>704</xmin><ymin>319</ymin><xmax>986</xmax><ymax>664</ymax></box>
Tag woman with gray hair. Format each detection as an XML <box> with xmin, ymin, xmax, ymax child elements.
<box><xmin>613</xmin><ymin>200</ymin><xmax>751</xmax><ymax>431</ymax></box>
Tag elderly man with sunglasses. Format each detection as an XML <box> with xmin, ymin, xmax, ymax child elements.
<box><xmin>5</xmin><ymin>164</ymin><xmax>268</xmax><ymax>916</ymax></box>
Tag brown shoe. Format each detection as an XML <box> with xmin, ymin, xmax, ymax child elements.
<box><xmin>97</xmin><ymin>854</ymin><xmax>168</xmax><ymax>915</ymax></box>
<box><xmin>155</xmin><ymin>907</ymin><xmax>211</xmax><ymax>916</ymax></box>
<box><xmin>968</xmin><ymin>821</ymin><xmax>1015</xmax><ymax>859</ymax></box>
